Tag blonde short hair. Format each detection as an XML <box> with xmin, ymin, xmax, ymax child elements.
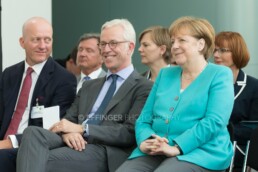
<box><xmin>169</xmin><ymin>16</ymin><xmax>215</xmax><ymax>59</ymax></box>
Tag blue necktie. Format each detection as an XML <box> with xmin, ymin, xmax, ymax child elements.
<box><xmin>87</xmin><ymin>74</ymin><xmax>118</xmax><ymax>125</ymax></box>
<box><xmin>83</xmin><ymin>76</ymin><xmax>91</xmax><ymax>81</ymax></box>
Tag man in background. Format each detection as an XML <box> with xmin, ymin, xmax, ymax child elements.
<box><xmin>56</xmin><ymin>46</ymin><xmax>81</xmax><ymax>80</ymax></box>
<box><xmin>76</xmin><ymin>33</ymin><xmax>106</xmax><ymax>92</ymax></box>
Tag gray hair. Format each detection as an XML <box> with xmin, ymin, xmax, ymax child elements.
<box><xmin>101</xmin><ymin>19</ymin><xmax>136</xmax><ymax>44</ymax></box>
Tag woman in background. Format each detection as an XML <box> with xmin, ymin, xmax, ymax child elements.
<box><xmin>214</xmin><ymin>31</ymin><xmax>258</xmax><ymax>171</ymax></box>
<box><xmin>138</xmin><ymin>26</ymin><xmax>172</xmax><ymax>81</ymax></box>
<box><xmin>117</xmin><ymin>16</ymin><xmax>234</xmax><ymax>172</ymax></box>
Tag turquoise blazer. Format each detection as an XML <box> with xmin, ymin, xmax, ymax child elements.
<box><xmin>129</xmin><ymin>63</ymin><xmax>234</xmax><ymax>170</ymax></box>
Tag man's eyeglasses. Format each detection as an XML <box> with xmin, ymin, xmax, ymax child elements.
<box><xmin>98</xmin><ymin>41</ymin><xmax>129</xmax><ymax>49</ymax></box>
<box><xmin>213</xmin><ymin>48</ymin><xmax>231</xmax><ymax>55</ymax></box>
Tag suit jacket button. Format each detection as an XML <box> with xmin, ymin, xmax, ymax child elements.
<box><xmin>78</xmin><ymin>114</ymin><xmax>85</xmax><ymax>122</ymax></box>
<box><xmin>174</xmin><ymin>96</ymin><xmax>179</xmax><ymax>101</ymax></box>
<box><xmin>169</xmin><ymin>107</ymin><xmax>174</xmax><ymax>111</ymax></box>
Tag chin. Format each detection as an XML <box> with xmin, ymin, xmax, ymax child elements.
<box><xmin>215</xmin><ymin>62</ymin><xmax>222</xmax><ymax>65</ymax></box>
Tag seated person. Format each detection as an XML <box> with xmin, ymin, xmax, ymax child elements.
<box><xmin>117</xmin><ymin>16</ymin><xmax>234</xmax><ymax>172</ymax></box>
<box><xmin>138</xmin><ymin>26</ymin><xmax>172</xmax><ymax>81</ymax></box>
<box><xmin>16</xmin><ymin>18</ymin><xmax>153</xmax><ymax>172</ymax></box>
<box><xmin>55</xmin><ymin>46</ymin><xmax>81</xmax><ymax>78</ymax></box>
<box><xmin>75</xmin><ymin>33</ymin><xmax>106</xmax><ymax>92</ymax></box>
<box><xmin>0</xmin><ymin>17</ymin><xmax>77</xmax><ymax>172</ymax></box>
<box><xmin>213</xmin><ymin>31</ymin><xmax>258</xmax><ymax>170</ymax></box>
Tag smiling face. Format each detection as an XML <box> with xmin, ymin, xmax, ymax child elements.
<box><xmin>170</xmin><ymin>30</ymin><xmax>204</xmax><ymax>66</ymax></box>
<box><xmin>138</xmin><ymin>32</ymin><xmax>165</xmax><ymax>66</ymax></box>
<box><xmin>100</xmin><ymin>25</ymin><xmax>134</xmax><ymax>73</ymax></box>
<box><xmin>20</xmin><ymin>18</ymin><xmax>53</xmax><ymax>66</ymax></box>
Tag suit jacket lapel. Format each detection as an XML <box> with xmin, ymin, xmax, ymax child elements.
<box><xmin>234</xmin><ymin>70</ymin><xmax>247</xmax><ymax>100</ymax></box>
<box><xmin>31</xmin><ymin>57</ymin><xmax>54</xmax><ymax>106</ymax></box>
<box><xmin>10</xmin><ymin>62</ymin><xmax>25</xmax><ymax>99</ymax></box>
<box><xmin>82</xmin><ymin>77</ymin><xmax>106</xmax><ymax>116</ymax></box>
<box><xmin>104</xmin><ymin>71</ymin><xmax>139</xmax><ymax>114</ymax></box>
<box><xmin>3</xmin><ymin>62</ymin><xmax>24</xmax><ymax>125</ymax></box>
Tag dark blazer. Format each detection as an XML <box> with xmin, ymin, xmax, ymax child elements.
<box><xmin>64</xmin><ymin>70</ymin><xmax>153</xmax><ymax>172</ymax></box>
<box><xmin>77</xmin><ymin>68</ymin><xmax>107</xmax><ymax>84</ymax></box>
<box><xmin>231</xmin><ymin>70</ymin><xmax>258</xmax><ymax>145</ymax></box>
<box><xmin>0</xmin><ymin>57</ymin><xmax>77</xmax><ymax>142</ymax></box>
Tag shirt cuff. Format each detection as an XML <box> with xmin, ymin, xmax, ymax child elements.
<box><xmin>82</xmin><ymin>122</ymin><xmax>89</xmax><ymax>138</ymax></box>
<box><xmin>8</xmin><ymin>135</ymin><xmax>19</xmax><ymax>148</ymax></box>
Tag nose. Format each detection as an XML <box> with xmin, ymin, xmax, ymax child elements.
<box><xmin>38</xmin><ymin>40</ymin><xmax>46</xmax><ymax>48</ymax></box>
<box><xmin>171</xmin><ymin>42</ymin><xmax>178</xmax><ymax>54</ymax></box>
<box><xmin>138</xmin><ymin>45</ymin><xmax>143</xmax><ymax>52</ymax></box>
<box><xmin>213</xmin><ymin>50</ymin><xmax>220</xmax><ymax>57</ymax></box>
<box><xmin>171</xmin><ymin>41</ymin><xmax>179</xmax><ymax>51</ymax></box>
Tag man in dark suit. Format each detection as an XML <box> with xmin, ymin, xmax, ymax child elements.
<box><xmin>0</xmin><ymin>17</ymin><xmax>77</xmax><ymax>172</ymax></box>
<box><xmin>76</xmin><ymin>33</ymin><xmax>106</xmax><ymax>92</ymax></box>
<box><xmin>16</xmin><ymin>18</ymin><xmax>153</xmax><ymax>172</ymax></box>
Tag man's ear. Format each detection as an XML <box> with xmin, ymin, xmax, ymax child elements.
<box><xmin>19</xmin><ymin>37</ymin><xmax>25</xmax><ymax>49</ymax></box>
<box><xmin>127</xmin><ymin>42</ymin><xmax>135</xmax><ymax>55</ymax></box>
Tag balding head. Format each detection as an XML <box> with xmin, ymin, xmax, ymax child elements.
<box><xmin>22</xmin><ymin>17</ymin><xmax>53</xmax><ymax>38</ymax></box>
<box><xmin>19</xmin><ymin>17</ymin><xmax>53</xmax><ymax>66</ymax></box>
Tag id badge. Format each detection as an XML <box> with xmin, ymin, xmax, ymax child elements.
<box><xmin>31</xmin><ymin>105</ymin><xmax>44</xmax><ymax>119</ymax></box>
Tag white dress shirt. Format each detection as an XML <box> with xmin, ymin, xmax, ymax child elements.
<box><xmin>9</xmin><ymin>60</ymin><xmax>46</xmax><ymax>148</ymax></box>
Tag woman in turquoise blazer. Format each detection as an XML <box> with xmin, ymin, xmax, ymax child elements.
<box><xmin>117</xmin><ymin>16</ymin><xmax>234</xmax><ymax>172</ymax></box>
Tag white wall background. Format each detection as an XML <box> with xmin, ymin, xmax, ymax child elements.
<box><xmin>1</xmin><ymin>0</ymin><xmax>51</xmax><ymax>70</ymax></box>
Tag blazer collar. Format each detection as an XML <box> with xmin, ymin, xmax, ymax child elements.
<box><xmin>234</xmin><ymin>69</ymin><xmax>247</xmax><ymax>99</ymax></box>
<box><xmin>103</xmin><ymin>70</ymin><xmax>140</xmax><ymax>114</ymax></box>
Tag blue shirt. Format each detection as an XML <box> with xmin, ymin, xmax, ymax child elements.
<box><xmin>82</xmin><ymin>65</ymin><xmax>134</xmax><ymax>134</ymax></box>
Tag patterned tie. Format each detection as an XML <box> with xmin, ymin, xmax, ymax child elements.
<box><xmin>87</xmin><ymin>74</ymin><xmax>118</xmax><ymax>125</ymax></box>
<box><xmin>4</xmin><ymin>67</ymin><xmax>34</xmax><ymax>139</ymax></box>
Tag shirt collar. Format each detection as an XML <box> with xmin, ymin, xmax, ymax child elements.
<box><xmin>25</xmin><ymin>59</ymin><xmax>47</xmax><ymax>76</ymax></box>
<box><xmin>80</xmin><ymin>67</ymin><xmax>103</xmax><ymax>80</ymax></box>
<box><xmin>106</xmin><ymin>64</ymin><xmax>134</xmax><ymax>80</ymax></box>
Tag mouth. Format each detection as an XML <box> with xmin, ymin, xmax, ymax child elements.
<box><xmin>36</xmin><ymin>53</ymin><xmax>47</xmax><ymax>57</ymax></box>
<box><xmin>213</xmin><ymin>58</ymin><xmax>222</xmax><ymax>63</ymax></box>
<box><xmin>36</xmin><ymin>51</ymin><xmax>46</xmax><ymax>53</ymax></box>
<box><xmin>173</xmin><ymin>52</ymin><xmax>183</xmax><ymax>57</ymax></box>
<box><xmin>214</xmin><ymin>60</ymin><xmax>222</xmax><ymax>64</ymax></box>
<box><xmin>103</xmin><ymin>54</ymin><xmax>116</xmax><ymax>59</ymax></box>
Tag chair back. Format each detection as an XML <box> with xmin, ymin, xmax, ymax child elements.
<box><xmin>246</xmin><ymin>127</ymin><xmax>258</xmax><ymax>170</ymax></box>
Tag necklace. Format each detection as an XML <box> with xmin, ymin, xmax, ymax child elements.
<box><xmin>181</xmin><ymin>62</ymin><xmax>208</xmax><ymax>80</ymax></box>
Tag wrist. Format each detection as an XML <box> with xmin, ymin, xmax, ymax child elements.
<box><xmin>81</xmin><ymin>124</ymin><xmax>85</xmax><ymax>135</ymax></box>
<box><xmin>174</xmin><ymin>144</ymin><xmax>183</xmax><ymax>155</ymax></box>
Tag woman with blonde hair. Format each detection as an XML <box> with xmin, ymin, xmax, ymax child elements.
<box><xmin>117</xmin><ymin>16</ymin><xmax>234</xmax><ymax>172</ymax></box>
<box><xmin>139</xmin><ymin>26</ymin><xmax>172</xmax><ymax>81</ymax></box>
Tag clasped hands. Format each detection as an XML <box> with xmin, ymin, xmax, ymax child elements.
<box><xmin>139</xmin><ymin>134</ymin><xmax>180</xmax><ymax>157</ymax></box>
<box><xmin>50</xmin><ymin>119</ymin><xmax>87</xmax><ymax>152</ymax></box>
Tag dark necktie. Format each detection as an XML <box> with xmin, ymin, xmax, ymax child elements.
<box><xmin>87</xmin><ymin>74</ymin><xmax>118</xmax><ymax>125</ymax></box>
<box><xmin>4</xmin><ymin>67</ymin><xmax>34</xmax><ymax>139</ymax></box>
<box><xmin>83</xmin><ymin>76</ymin><xmax>91</xmax><ymax>81</ymax></box>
